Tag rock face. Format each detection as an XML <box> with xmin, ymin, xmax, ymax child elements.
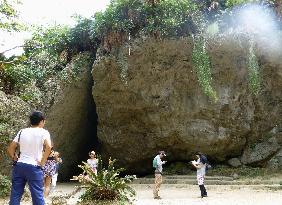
<box><xmin>46</xmin><ymin>68</ymin><xmax>97</xmax><ymax>180</ymax></box>
<box><xmin>92</xmin><ymin>37</ymin><xmax>282</xmax><ymax>174</ymax></box>
<box><xmin>0</xmin><ymin>91</ymin><xmax>31</xmax><ymax>175</ymax></box>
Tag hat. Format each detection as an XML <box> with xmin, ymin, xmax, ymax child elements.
<box><xmin>159</xmin><ymin>151</ymin><xmax>166</xmax><ymax>156</ymax></box>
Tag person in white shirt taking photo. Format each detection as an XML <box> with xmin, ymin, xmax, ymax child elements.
<box><xmin>7</xmin><ymin>111</ymin><xmax>52</xmax><ymax>205</ymax></box>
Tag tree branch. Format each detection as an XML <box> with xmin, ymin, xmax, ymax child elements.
<box><xmin>0</xmin><ymin>45</ymin><xmax>24</xmax><ymax>55</ymax></box>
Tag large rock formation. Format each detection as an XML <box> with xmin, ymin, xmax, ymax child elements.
<box><xmin>0</xmin><ymin>91</ymin><xmax>31</xmax><ymax>175</ymax></box>
<box><xmin>46</xmin><ymin>66</ymin><xmax>97</xmax><ymax>180</ymax></box>
<box><xmin>92</xmin><ymin>37</ymin><xmax>282</xmax><ymax>174</ymax></box>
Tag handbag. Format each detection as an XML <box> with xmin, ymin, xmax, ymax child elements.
<box><xmin>13</xmin><ymin>130</ymin><xmax>22</xmax><ymax>165</ymax></box>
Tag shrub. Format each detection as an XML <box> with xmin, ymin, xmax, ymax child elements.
<box><xmin>75</xmin><ymin>157</ymin><xmax>136</xmax><ymax>203</ymax></box>
<box><xmin>68</xmin><ymin>16</ymin><xmax>98</xmax><ymax>54</ymax></box>
<box><xmin>3</xmin><ymin>64</ymin><xmax>34</xmax><ymax>89</ymax></box>
<box><xmin>91</xmin><ymin>0</ymin><xmax>199</xmax><ymax>40</ymax></box>
<box><xmin>0</xmin><ymin>174</ymin><xmax>11</xmax><ymax>198</ymax></box>
<box><xmin>24</xmin><ymin>25</ymin><xmax>70</xmax><ymax>57</ymax></box>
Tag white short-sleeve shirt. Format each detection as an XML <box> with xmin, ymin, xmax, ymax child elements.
<box><xmin>13</xmin><ymin>127</ymin><xmax>51</xmax><ymax>166</ymax></box>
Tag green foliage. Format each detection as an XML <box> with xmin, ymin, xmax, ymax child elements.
<box><xmin>59</xmin><ymin>52</ymin><xmax>93</xmax><ymax>82</ymax></box>
<box><xmin>0</xmin><ymin>0</ymin><xmax>23</xmax><ymax>31</ymax></box>
<box><xmin>24</xmin><ymin>25</ymin><xmax>70</xmax><ymax>57</ymax></box>
<box><xmin>92</xmin><ymin>0</ymin><xmax>199</xmax><ymax>40</ymax></box>
<box><xmin>143</xmin><ymin>0</ymin><xmax>199</xmax><ymax>37</ymax></box>
<box><xmin>192</xmin><ymin>37</ymin><xmax>217</xmax><ymax>101</ymax></box>
<box><xmin>0</xmin><ymin>174</ymin><xmax>11</xmax><ymax>198</ymax></box>
<box><xmin>76</xmin><ymin>157</ymin><xmax>136</xmax><ymax>203</ymax></box>
<box><xmin>225</xmin><ymin>0</ymin><xmax>260</xmax><ymax>8</ymax></box>
<box><xmin>92</xmin><ymin>0</ymin><xmax>143</xmax><ymax>39</ymax></box>
<box><xmin>69</xmin><ymin>16</ymin><xmax>98</xmax><ymax>53</ymax></box>
<box><xmin>247</xmin><ymin>41</ymin><xmax>261</xmax><ymax>95</ymax></box>
<box><xmin>3</xmin><ymin>64</ymin><xmax>34</xmax><ymax>89</ymax></box>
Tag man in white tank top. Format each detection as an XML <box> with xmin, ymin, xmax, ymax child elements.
<box><xmin>7</xmin><ymin>111</ymin><xmax>52</xmax><ymax>205</ymax></box>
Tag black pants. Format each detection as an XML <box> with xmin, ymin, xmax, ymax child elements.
<box><xmin>199</xmin><ymin>185</ymin><xmax>207</xmax><ymax>197</ymax></box>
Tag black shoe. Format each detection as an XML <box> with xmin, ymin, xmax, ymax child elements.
<box><xmin>202</xmin><ymin>195</ymin><xmax>208</xmax><ymax>198</ymax></box>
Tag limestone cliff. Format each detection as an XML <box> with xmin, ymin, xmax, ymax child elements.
<box><xmin>92</xmin><ymin>37</ymin><xmax>282</xmax><ymax>174</ymax></box>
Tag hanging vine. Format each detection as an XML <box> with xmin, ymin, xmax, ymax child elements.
<box><xmin>192</xmin><ymin>37</ymin><xmax>218</xmax><ymax>102</ymax></box>
<box><xmin>247</xmin><ymin>40</ymin><xmax>261</xmax><ymax>95</ymax></box>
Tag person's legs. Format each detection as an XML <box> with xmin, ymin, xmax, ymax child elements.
<box><xmin>197</xmin><ymin>175</ymin><xmax>205</xmax><ymax>197</ymax></box>
<box><xmin>26</xmin><ymin>165</ymin><xmax>44</xmax><ymax>205</ymax></box>
<box><xmin>44</xmin><ymin>176</ymin><xmax>52</xmax><ymax>197</ymax></box>
<box><xmin>202</xmin><ymin>185</ymin><xmax>207</xmax><ymax>196</ymax></box>
<box><xmin>153</xmin><ymin>174</ymin><xmax>162</xmax><ymax>199</ymax></box>
<box><xmin>51</xmin><ymin>173</ymin><xmax>58</xmax><ymax>188</ymax></box>
<box><xmin>9</xmin><ymin>164</ymin><xmax>26</xmax><ymax>205</ymax></box>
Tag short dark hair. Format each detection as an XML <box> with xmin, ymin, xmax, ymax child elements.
<box><xmin>30</xmin><ymin>111</ymin><xmax>45</xmax><ymax>125</ymax></box>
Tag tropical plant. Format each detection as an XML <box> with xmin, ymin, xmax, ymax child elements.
<box><xmin>75</xmin><ymin>156</ymin><xmax>136</xmax><ymax>203</ymax></box>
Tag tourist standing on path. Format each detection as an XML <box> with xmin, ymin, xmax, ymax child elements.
<box><xmin>87</xmin><ymin>150</ymin><xmax>98</xmax><ymax>175</ymax></box>
<box><xmin>43</xmin><ymin>148</ymin><xmax>60</xmax><ymax>197</ymax></box>
<box><xmin>7</xmin><ymin>111</ymin><xmax>52</xmax><ymax>205</ymax></box>
<box><xmin>191</xmin><ymin>152</ymin><xmax>208</xmax><ymax>198</ymax></box>
<box><xmin>153</xmin><ymin>151</ymin><xmax>167</xmax><ymax>199</ymax></box>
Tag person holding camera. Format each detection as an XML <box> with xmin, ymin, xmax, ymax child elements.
<box><xmin>191</xmin><ymin>152</ymin><xmax>208</xmax><ymax>198</ymax></box>
<box><xmin>153</xmin><ymin>151</ymin><xmax>167</xmax><ymax>199</ymax></box>
<box><xmin>7</xmin><ymin>111</ymin><xmax>52</xmax><ymax>205</ymax></box>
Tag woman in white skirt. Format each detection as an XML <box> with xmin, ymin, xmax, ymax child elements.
<box><xmin>191</xmin><ymin>152</ymin><xmax>208</xmax><ymax>198</ymax></box>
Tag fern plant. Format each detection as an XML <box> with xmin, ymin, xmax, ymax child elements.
<box><xmin>75</xmin><ymin>157</ymin><xmax>136</xmax><ymax>203</ymax></box>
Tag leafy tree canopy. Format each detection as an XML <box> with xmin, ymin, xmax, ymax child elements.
<box><xmin>0</xmin><ymin>0</ymin><xmax>23</xmax><ymax>31</ymax></box>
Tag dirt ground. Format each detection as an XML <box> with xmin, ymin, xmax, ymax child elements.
<box><xmin>0</xmin><ymin>184</ymin><xmax>281</xmax><ymax>205</ymax></box>
<box><xmin>134</xmin><ymin>185</ymin><xmax>282</xmax><ymax>205</ymax></box>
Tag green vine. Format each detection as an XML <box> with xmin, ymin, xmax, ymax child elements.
<box><xmin>192</xmin><ymin>37</ymin><xmax>217</xmax><ymax>102</ymax></box>
<box><xmin>248</xmin><ymin>41</ymin><xmax>260</xmax><ymax>95</ymax></box>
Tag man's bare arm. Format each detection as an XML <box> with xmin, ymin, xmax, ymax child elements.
<box><xmin>39</xmin><ymin>138</ymin><xmax>52</xmax><ymax>166</ymax></box>
<box><xmin>7</xmin><ymin>141</ymin><xmax>18</xmax><ymax>161</ymax></box>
